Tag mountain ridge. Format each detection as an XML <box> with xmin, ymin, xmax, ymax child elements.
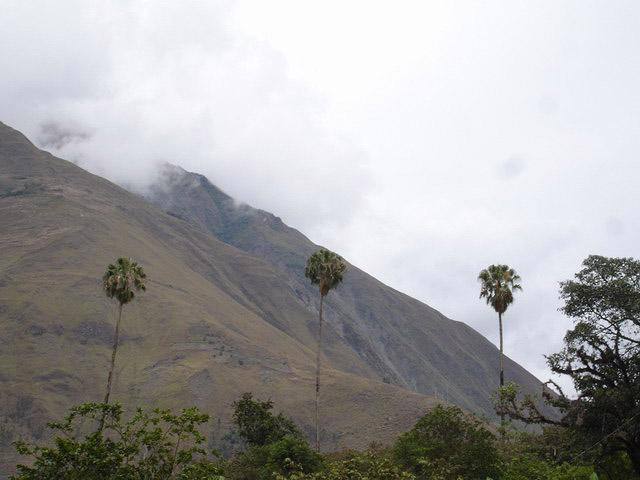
<box><xmin>0</xmin><ymin>120</ymin><xmax>545</xmax><ymax>476</ymax></box>
<box><xmin>144</xmin><ymin>160</ymin><xmax>544</xmax><ymax>414</ymax></box>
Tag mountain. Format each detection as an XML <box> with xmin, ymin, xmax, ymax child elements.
<box><xmin>0</xmin><ymin>121</ymin><xmax>543</xmax><ymax>475</ymax></box>
<box><xmin>146</xmin><ymin>162</ymin><xmax>546</xmax><ymax>415</ymax></box>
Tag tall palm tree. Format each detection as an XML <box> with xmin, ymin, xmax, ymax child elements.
<box><xmin>304</xmin><ymin>248</ymin><xmax>346</xmax><ymax>452</ymax></box>
<box><xmin>478</xmin><ymin>264</ymin><xmax>522</xmax><ymax>390</ymax></box>
<box><xmin>102</xmin><ymin>257</ymin><xmax>146</xmax><ymax>408</ymax></box>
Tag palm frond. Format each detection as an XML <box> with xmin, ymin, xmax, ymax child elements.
<box><xmin>478</xmin><ymin>264</ymin><xmax>522</xmax><ymax>314</ymax></box>
<box><xmin>305</xmin><ymin>249</ymin><xmax>347</xmax><ymax>296</ymax></box>
<box><xmin>103</xmin><ymin>257</ymin><xmax>147</xmax><ymax>305</ymax></box>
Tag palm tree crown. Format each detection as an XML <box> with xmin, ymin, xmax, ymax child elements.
<box><xmin>304</xmin><ymin>249</ymin><xmax>346</xmax><ymax>296</ymax></box>
<box><xmin>478</xmin><ymin>264</ymin><xmax>522</xmax><ymax>315</ymax></box>
<box><xmin>103</xmin><ymin>257</ymin><xmax>146</xmax><ymax>305</ymax></box>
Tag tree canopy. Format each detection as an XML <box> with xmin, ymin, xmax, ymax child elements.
<box><xmin>12</xmin><ymin>403</ymin><xmax>222</xmax><ymax>480</ymax></box>
<box><xmin>478</xmin><ymin>264</ymin><xmax>522</xmax><ymax>315</ymax></box>
<box><xmin>232</xmin><ymin>392</ymin><xmax>302</xmax><ymax>447</ymax></box>
<box><xmin>393</xmin><ymin>404</ymin><xmax>500</xmax><ymax>480</ymax></box>
<box><xmin>496</xmin><ymin>255</ymin><xmax>640</xmax><ymax>475</ymax></box>
<box><xmin>304</xmin><ymin>249</ymin><xmax>346</xmax><ymax>297</ymax></box>
<box><xmin>103</xmin><ymin>257</ymin><xmax>147</xmax><ymax>305</ymax></box>
<box><xmin>228</xmin><ymin>393</ymin><xmax>322</xmax><ymax>480</ymax></box>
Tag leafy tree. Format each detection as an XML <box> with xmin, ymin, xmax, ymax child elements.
<box><xmin>227</xmin><ymin>393</ymin><xmax>322</xmax><ymax>480</ymax></box>
<box><xmin>304</xmin><ymin>249</ymin><xmax>346</xmax><ymax>452</ymax></box>
<box><xmin>265</xmin><ymin>435</ymin><xmax>324</xmax><ymax>477</ymax></box>
<box><xmin>102</xmin><ymin>257</ymin><xmax>146</xmax><ymax>410</ymax></box>
<box><xmin>12</xmin><ymin>403</ymin><xmax>223</xmax><ymax>480</ymax></box>
<box><xmin>393</xmin><ymin>404</ymin><xmax>499</xmax><ymax>480</ymax></box>
<box><xmin>495</xmin><ymin>256</ymin><xmax>640</xmax><ymax>476</ymax></box>
<box><xmin>232</xmin><ymin>392</ymin><xmax>302</xmax><ymax>447</ymax></box>
<box><xmin>227</xmin><ymin>435</ymin><xmax>323</xmax><ymax>480</ymax></box>
<box><xmin>478</xmin><ymin>264</ymin><xmax>522</xmax><ymax>389</ymax></box>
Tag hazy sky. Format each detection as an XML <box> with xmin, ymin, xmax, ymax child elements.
<box><xmin>2</xmin><ymin>1</ymin><xmax>640</xmax><ymax>391</ymax></box>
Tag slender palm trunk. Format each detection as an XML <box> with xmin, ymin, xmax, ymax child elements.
<box><xmin>104</xmin><ymin>303</ymin><xmax>123</xmax><ymax>405</ymax></box>
<box><xmin>315</xmin><ymin>294</ymin><xmax>324</xmax><ymax>452</ymax></box>
<box><xmin>498</xmin><ymin>312</ymin><xmax>504</xmax><ymax>387</ymax></box>
<box><xmin>99</xmin><ymin>303</ymin><xmax>123</xmax><ymax>431</ymax></box>
<box><xmin>498</xmin><ymin>311</ymin><xmax>505</xmax><ymax>427</ymax></box>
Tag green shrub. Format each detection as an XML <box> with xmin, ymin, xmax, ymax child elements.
<box><xmin>393</xmin><ymin>404</ymin><xmax>499</xmax><ymax>480</ymax></box>
<box><xmin>232</xmin><ymin>392</ymin><xmax>302</xmax><ymax>447</ymax></box>
<box><xmin>227</xmin><ymin>394</ymin><xmax>322</xmax><ymax>480</ymax></box>
<box><xmin>226</xmin><ymin>435</ymin><xmax>323</xmax><ymax>480</ymax></box>
<box><xmin>12</xmin><ymin>403</ymin><xmax>223</xmax><ymax>480</ymax></box>
<box><xmin>266</xmin><ymin>435</ymin><xmax>324</xmax><ymax>475</ymax></box>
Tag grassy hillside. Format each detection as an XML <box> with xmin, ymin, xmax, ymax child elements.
<box><xmin>0</xmin><ymin>122</ymin><xmax>440</xmax><ymax>475</ymax></box>
<box><xmin>0</xmin><ymin>121</ymin><xmax>545</xmax><ymax>475</ymax></box>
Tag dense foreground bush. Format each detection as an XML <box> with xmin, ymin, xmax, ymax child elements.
<box><xmin>394</xmin><ymin>404</ymin><xmax>499</xmax><ymax>479</ymax></box>
<box><xmin>13</xmin><ymin>397</ymin><xmax>614</xmax><ymax>480</ymax></box>
<box><xmin>14</xmin><ymin>253</ymin><xmax>633</xmax><ymax>478</ymax></box>
<box><xmin>12</xmin><ymin>403</ymin><xmax>223</xmax><ymax>480</ymax></box>
<box><xmin>225</xmin><ymin>393</ymin><xmax>323</xmax><ymax>480</ymax></box>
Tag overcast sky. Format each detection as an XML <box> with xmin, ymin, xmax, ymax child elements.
<box><xmin>2</xmin><ymin>1</ymin><xmax>640</xmax><ymax>392</ymax></box>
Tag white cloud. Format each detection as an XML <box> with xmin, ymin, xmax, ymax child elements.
<box><xmin>2</xmin><ymin>0</ymin><xmax>640</xmax><ymax>392</ymax></box>
<box><xmin>0</xmin><ymin>0</ymin><xmax>371</xmax><ymax>229</ymax></box>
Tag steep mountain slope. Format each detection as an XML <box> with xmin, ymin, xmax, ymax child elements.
<box><xmin>0</xmin><ymin>121</ymin><xmax>545</xmax><ymax>475</ymax></box>
<box><xmin>0</xmin><ymin>122</ymin><xmax>440</xmax><ymax>475</ymax></box>
<box><xmin>147</xmin><ymin>163</ymin><xmax>546</xmax><ymax>417</ymax></box>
